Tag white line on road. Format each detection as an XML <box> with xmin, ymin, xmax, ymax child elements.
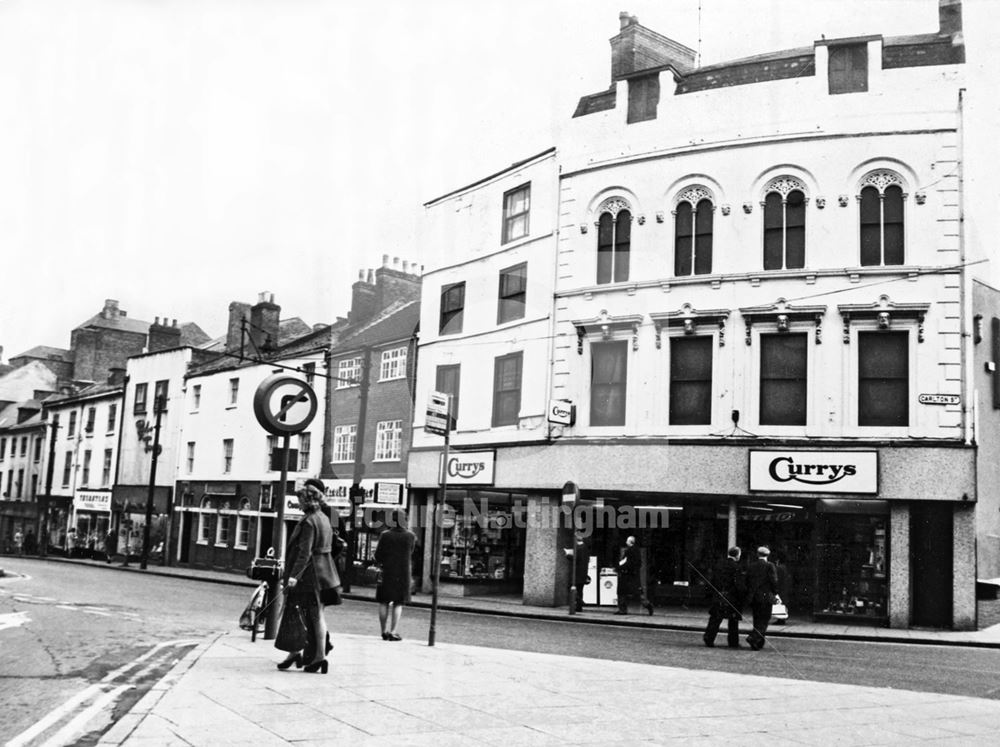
<box><xmin>4</xmin><ymin>638</ymin><xmax>199</xmax><ymax>747</ymax></box>
<box><xmin>82</xmin><ymin>609</ymin><xmax>113</xmax><ymax>617</ymax></box>
<box><xmin>0</xmin><ymin>612</ymin><xmax>30</xmax><ymax>632</ymax></box>
<box><xmin>36</xmin><ymin>684</ymin><xmax>133</xmax><ymax>747</ymax></box>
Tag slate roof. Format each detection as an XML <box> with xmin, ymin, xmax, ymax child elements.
<box><xmin>331</xmin><ymin>300</ymin><xmax>420</xmax><ymax>355</ymax></box>
<box><xmin>74</xmin><ymin>312</ymin><xmax>150</xmax><ymax>336</ymax></box>
<box><xmin>11</xmin><ymin>345</ymin><xmax>73</xmax><ymax>362</ymax></box>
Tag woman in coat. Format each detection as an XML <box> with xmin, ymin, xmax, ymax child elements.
<box><xmin>277</xmin><ymin>478</ymin><xmax>338</xmax><ymax>673</ymax></box>
<box><xmin>374</xmin><ymin>509</ymin><xmax>416</xmax><ymax>641</ymax></box>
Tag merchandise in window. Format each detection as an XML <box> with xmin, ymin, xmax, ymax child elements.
<box><xmin>816</xmin><ymin>514</ymin><xmax>887</xmax><ymax>620</ymax></box>
<box><xmin>439</xmin><ymin>506</ymin><xmax>525</xmax><ymax>582</ymax></box>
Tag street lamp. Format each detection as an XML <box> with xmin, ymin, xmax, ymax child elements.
<box><xmin>562</xmin><ymin>481</ymin><xmax>580</xmax><ymax>615</ymax></box>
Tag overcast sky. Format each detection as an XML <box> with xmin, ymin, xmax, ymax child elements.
<box><xmin>0</xmin><ymin>0</ymin><xmax>965</xmax><ymax>359</ymax></box>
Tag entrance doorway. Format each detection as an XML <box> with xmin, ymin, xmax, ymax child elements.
<box><xmin>179</xmin><ymin>513</ymin><xmax>192</xmax><ymax>563</ymax></box>
<box><xmin>911</xmin><ymin>502</ymin><xmax>953</xmax><ymax>628</ymax></box>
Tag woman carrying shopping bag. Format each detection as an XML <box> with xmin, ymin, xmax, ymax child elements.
<box><xmin>276</xmin><ymin>478</ymin><xmax>340</xmax><ymax>673</ymax></box>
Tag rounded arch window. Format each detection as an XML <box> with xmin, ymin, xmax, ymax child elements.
<box><xmin>763</xmin><ymin>178</ymin><xmax>806</xmax><ymax>271</ymax></box>
<box><xmin>859</xmin><ymin>171</ymin><xmax>905</xmax><ymax>266</ymax></box>
<box><xmin>674</xmin><ymin>187</ymin><xmax>714</xmax><ymax>276</ymax></box>
<box><xmin>596</xmin><ymin>198</ymin><xmax>631</xmax><ymax>284</ymax></box>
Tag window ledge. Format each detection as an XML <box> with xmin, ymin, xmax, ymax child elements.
<box><xmin>196</xmin><ymin>540</ymin><xmax>209</xmax><ymax>546</ymax></box>
<box><xmin>214</xmin><ymin>543</ymin><xmax>230</xmax><ymax>549</ymax></box>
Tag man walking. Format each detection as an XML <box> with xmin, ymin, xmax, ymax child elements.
<box><xmin>615</xmin><ymin>536</ymin><xmax>653</xmax><ymax>615</ymax></box>
<box><xmin>745</xmin><ymin>546</ymin><xmax>779</xmax><ymax>651</ymax></box>
<box><xmin>703</xmin><ymin>546</ymin><xmax>745</xmax><ymax>648</ymax></box>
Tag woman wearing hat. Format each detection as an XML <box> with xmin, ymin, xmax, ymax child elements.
<box><xmin>277</xmin><ymin>478</ymin><xmax>339</xmax><ymax>673</ymax></box>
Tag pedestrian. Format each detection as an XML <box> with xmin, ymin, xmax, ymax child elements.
<box><xmin>104</xmin><ymin>528</ymin><xmax>118</xmax><ymax>563</ymax></box>
<box><xmin>615</xmin><ymin>535</ymin><xmax>653</xmax><ymax>615</ymax></box>
<box><xmin>563</xmin><ymin>529</ymin><xmax>590</xmax><ymax>612</ymax></box>
<box><xmin>374</xmin><ymin>508</ymin><xmax>417</xmax><ymax>641</ymax></box>
<box><xmin>24</xmin><ymin>529</ymin><xmax>36</xmax><ymax>555</ymax></box>
<box><xmin>703</xmin><ymin>546</ymin><xmax>746</xmax><ymax>648</ymax></box>
<box><xmin>13</xmin><ymin>529</ymin><xmax>24</xmax><ymax>556</ymax></box>
<box><xmin>745</xmin><ymin>545</ymin><xmax>779</xmax><ymax>651</ymax></box>
<box><xmin>276</xmin><ymin>478</ymin><xmax>338</xmax><ymax>674</ymax></box>
<box><xmin>66</xmin><ymin>528</ymin><xmax>76</xmax><ymax>558</ymax></box>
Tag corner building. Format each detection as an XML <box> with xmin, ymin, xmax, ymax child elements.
<box><xmin>412</xmin><ymin>0</ymin><xmax>1000</xmax><ymax>629</ymax></box>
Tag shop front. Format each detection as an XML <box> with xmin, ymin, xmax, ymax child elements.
<box><xmin>37</xmin><ymin>494</ymin><xmax>72</xmax><ymax>555</ymax></box>
<box><xmin>72</xmin><ymin>490</ymin><xmax>112</xmax><ymax>558</ymax></box>
<box><xmin>112</xmin><ymin>485</ymin><xmax>173</xmax><ymax>562</ymax></box>
<box><xmin>0</xmin><ymin>501</ymin><xmax>40</xmax><ymax>554</ymax></box>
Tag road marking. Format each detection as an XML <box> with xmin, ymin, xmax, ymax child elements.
<box><xmin>0</xmin><ymin>612</ymin><xmax>30</xmax><ymax>632</ymax></box>
<box><xmin>36</xmin><ymin>684</ymin><xmax>133</xmax><ymax>747</ymax></box>
<box><xmin>5</xmin><ymin>638</ymin><xmax>199</xmax><ymax>747</ymax></box>
<box><xmin>82</xmin><ymin>609</ymin><xmax>113</xmax><ymax>617</ymax></box>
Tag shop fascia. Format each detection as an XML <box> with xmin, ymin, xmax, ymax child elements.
<box><xmin>75</xmin><ymin>490</ymin><xmax>112</xmax><ymax>513</ymax></box>
<box><xmin>280</xmin><ymin>478</ymin><xmax>407</xmax><ymax>519</ymax></box>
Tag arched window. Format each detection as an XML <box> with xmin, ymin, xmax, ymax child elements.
<box><xmin>674</xmin><ymin>188</ymin><xmax>714</xmax><ymax>276</ymax></box>
<box><xmin>859</xmin><ymin>172</ymin><xmax>905</xmax><ymax>266</ymax></box>
<box><xmin>596</xmin><ymin>199</ymin><xmax>631</xmax><ymax>284</ymax></box>
<box><xmin>762</xmin><ymin>178</ymin><xmax>806</xmax><ymax>271</ymax></box>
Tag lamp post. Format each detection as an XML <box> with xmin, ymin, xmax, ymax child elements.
<box><xmin>562</xmin><ymin>481</ymin><xmax>580</xmax><ymax>615</ymax></box>
<box><xmin>140</xmin><ymin>395</ymin><xmax>165</xmax><ymax>570</ymax></box>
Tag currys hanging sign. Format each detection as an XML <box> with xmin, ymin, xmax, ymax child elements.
<box><xmin>749</xmin><ymin>450</ymin><xmax>878</xmax><ymax>494</ymax></box>
<box><xmin>439</xmin><ymin>450</ymin><xmax>496</xmax><ymax>486</ymax></box>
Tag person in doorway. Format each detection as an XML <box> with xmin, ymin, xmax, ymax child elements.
<box><xmin>563</xmin><ymin>529</ymin><xmax>590</xmax><ymax>612</ymax></box>
<box><xmin>24</xmin><ymin>529</ymin><xmax>36</xmax><ymax>555</ymax></box>
<box><xmin>104</xmin><ymin>528</ymin><xmax>118</xmax><ymax>563</ymax></box>
<box><xmin>615</xmin><ymin>536</ymin><xmax>653</xmax><ymax>615</ymax></box>
<box><xmin>277</xmin><ymin>478</ymin><xmax>338</xmax><ymax>673</ymax></box>
<box><xmin>374</xmin><ymin>508</ymin><xmax>416</xmax><ymax>641</ymax></box>
<box><xmin>703</xmin><ymin>546</ymin><xmax>746</xmax><ymax>648</ymax></box>
<box><xmin>745</xmin><ymin>546</ymin><xmax>779</xmax><ymax>651</ymax></box>
<box><xmin>13</xmin><ymin>529</ymin><xmax>23</xmax><ymax>556</ymax></box>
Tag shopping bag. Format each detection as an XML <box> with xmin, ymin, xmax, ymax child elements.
<box><xmin>274</xmin><ymin>600</ymin><xmax>309</xmax><ymax>652</ymax></box>
<box><xmin>771</xmin><ymin>595</ymin><xmax>789</xmax><ymax>623</ymax></box>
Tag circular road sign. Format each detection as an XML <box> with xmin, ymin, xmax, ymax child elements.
<box><xmin>253</xmin><ymin>374</ymin><xmax>318</xmax><ymax>435</ymax></box>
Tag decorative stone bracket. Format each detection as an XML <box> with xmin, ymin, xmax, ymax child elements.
<box><xmin>837</xmin><ymin>296</ymin><xmax>929</xmax><ymax>343</ymax></box>
<box><xmin>739</xmin><ymin>299</ymin><xmax>827</xmax><ymax>345</ymax></box>
<box><xmin>572</xmin><ymin>310</ymin><xmax>644</xmax><ymax>354</ymax></box>
<box><xmin>650</xmin><ymin>305</ymin><xmax>730</xmax><ymax>348</ymax></box>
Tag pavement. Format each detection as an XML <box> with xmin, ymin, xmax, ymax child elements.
<box><xmin>6</xmin><ymin>556</ymin><xmax>1000</xmax><ymax>745</ymax></box>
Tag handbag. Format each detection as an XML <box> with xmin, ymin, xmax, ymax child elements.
<box><xmin>320</xmin><ymin>586</ymin><xmax>343</xmax><ymax>606</ymax></box>
<box><xmin>771</xmin><ymin>595</ymin><xmax>789</xmax><ymax>622</ymax></box>
<box><xmin>274</xmin><ymin>599</ymin><xmax>309</xmax><ymax>652</ymax></box>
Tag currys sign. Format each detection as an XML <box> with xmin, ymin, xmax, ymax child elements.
<box><xmin>749</xmin><ymin>450</ymin><xmax>877</xmax><ymax>494</ymax></box>
<box><xmin>439</xmin><ymin>450</ymin><xmax>496</xmax><ymax>486</ymax></box>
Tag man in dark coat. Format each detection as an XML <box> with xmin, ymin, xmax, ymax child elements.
<box><xmin>703</xmin><ymin>546</ymin><xmax>745</xmax><ymax>647</ymax></box>
<box><xmin>564</xmin><ymin>530</ymin><xmax>590</xmax><ymax>612</ymax></box>
<box><xmin>615</xmin><ymin>535</ymin><xmax>652</xmax><ymax>615</ymax></box>
<box><xmin>745</xmin><ymin>546</ymin><xmax>779</xmax><ymax>651</ymax></box>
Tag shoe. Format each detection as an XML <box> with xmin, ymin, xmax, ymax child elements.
<box><xmin>325</xmin><ymin>634</ymin><xmax>333</xmax><ymax>655</ymax></box>
<box><xmin>276</xmin><ymin>654</ymin><xmax>301</xmax><ymax>671</ymax></box>
<box><xmin>303</xmin><ymin>660</ymin><xmax>328</xmax><ymax>674</ymax></box>
<box><xmin>381</xmin><ymin>632</ymin><xmax>390</xmax><ymax>641</ymax></box>
<box><xmin>386</xmin><ymin>633</ymin><xmax>402</xmax><ymax>641</ymax></box>
<box><xmin>703</xmin><ymin>638</ymin><xmax>715</xmax><ymax>647</ymax></box>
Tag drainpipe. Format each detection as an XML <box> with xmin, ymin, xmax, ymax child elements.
<box><xmin>958</xmin><ymin>88</ymin><xmax>972</xmax><ymax>446</ymax></box>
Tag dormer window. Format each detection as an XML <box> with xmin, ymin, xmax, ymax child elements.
<box><xmin>828</xmin><ymin>43</ymin><xmax>868</xmax><ymax>94</ymax></box>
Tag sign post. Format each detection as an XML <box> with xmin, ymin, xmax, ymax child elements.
<box><xmin>425</xmin><ymin>391</ymin><xmax>452</xmax><ymax>647</ymax></box>
<box><xmin>562</xmin><ymin>481</ymin><xmax>580</xmax><ymax>615</ymax></box>
<box><xmin>252</xmin><ymin>374</ymin><xmax>318</xmax><ymax>639</ymax></box>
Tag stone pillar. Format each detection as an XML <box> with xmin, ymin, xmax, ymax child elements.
<box><xmin>953</xmin><ymin>503</ymin><xmax>977</xmax><ymax>630</ymax></box>
<box><xmin>728</xmin><ymin>498</ymin><xmax>737</xmax><ymax>548</ymax></box>
<box><xmin>523</xmin><ymin>494</ymin><xmax>567</xmax><ymax>607</ymax></box>
<box><xmin>889</xmin><ymin>503</ymin><xmax>910</xmax><ymax>629</ymax></box>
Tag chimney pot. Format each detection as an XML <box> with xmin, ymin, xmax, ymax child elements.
<box><xmin>358</xmin><ymin>269</ymin><xmax>365</xmax><ymax>281</ymax></box>
<box><xmin>367</xmin><ymin>269</ymin><xmax>374</xmax><ymax>283</ymax></box>
<box><xmin>382</xmin><ymin>254</ymin><xmax>389</xmax><ymax>267</ymax></box>
<box><xmin>172</xmin><ymin>319</ymin><xmax>177</xmax><ymax>327</ymax></box>
<box><xmin>154</xmin><ymin>316</ymin><xmax>160</xmax><ymax>325</ymax></box>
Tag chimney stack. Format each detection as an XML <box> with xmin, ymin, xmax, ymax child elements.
<box><xmin>350</xmin><ymin>269</ymin><xmax>378</xmax><ymax>324</ymax></box>
<box><xmin>939</xmin><ymin>0</ymin><xmax>963</xmax><ymax>37</ymax></box>
<box><xmin>374</xmin><ymin>255</ymin><xmax>423</xmax><ymax>311</ymax></box>
<box><xmin>249</xmin><ymin>292</ymin><xmax>281</xmax><ymax>353</ymax></box>
<box><xmin>148</xmin><ymin>316</ymin><xmax>182</xmax><ymax>353</ymax></box>
<box><xmin>226</xmin><ymin>301</ymin><xmax>252</xmax><ymax>353</ymax></box>
<box><xmin>102</xmin><ymin>299</ymin><xmax>121</xmax><ymax>320</ymax></box>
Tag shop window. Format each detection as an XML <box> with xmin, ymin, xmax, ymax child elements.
<box><xmin>858</xmin><ymin>331</ymin><xmax>908</xmax><ymax>426</ymax></box>
<box><xmin>763</xmin><ymin>181</ymin><xmax>806</xmax><ymax>270</ymax></box>
<box><xmin>669</xmin><ymin>336</ymin><xmax>713</xmax><ymax>425</ymax></box>
<box><xmin>674</xmin><ymin>193</ymin><xmax>713</xmax><ymax>276</ymax></box>
<box><xmin>816</xmin><ymin>513</ymin><xmax>887</xmax><ymax>620</ymax></box>
<box><xmin>337</xmin><ymin>357</ymin><xmax>362</xmax><ymax>389</ymax></box>
<box><xmin>597</xmin><ymin>202</ymin><xmax>631</xmax><ymax>284</ymax></box>
<box><xmin>439</xmin><ymin>504</ymin><xmax>525</xmax><ymax>582</ymax></box>
<box><xmin>379</xmin><ymin>347</ymin><xmax>407</xmax><ymax>381</ymax></box>
<box><xmin>590</xmin><ymin>340</ymin><xmax>628</xmax><ymax>426</ymax></box>
<box><xmin>860</xmin><ymin>175</ymin><xmax>905</xmax><ymax>266</ymax></box>
<box><xmin>497</xmin><ymin>262</ymin><xmax>527</xmax><ymax>324</ymax></box>
<box><xmin>333</xmin><ymin>425</ymin><xmax>356</xmax><ymax>463</ymax></box>
<box><xmin>828</xmin><ymin>43</ymin><xmax>868</xmax><ymax>95</ymax></box>
<box><xmin>501</xmin><ymin>183</ymin><xmax>530</xmax><ymax>244</ymax></box>
<box><xmin>492</xmin><ymin>352</ymin><xmax>522</xmax><ymax>427</ymax></box>
<box><xmin>374</xmin><ymin>420</ymin><xmax>402</xmax><ymax>461</ymax></box>
<box><xmin>134</xmin><ymin>383</ymin><xmax>148</xmax><ymax>415</ymax></box>
<box><xmin>440</xmin><ymin>282</ymin><xmax>465</xmax><ymax>336</ymax></box>
<box><xmin>435</xmin><ymin>364</ymin><xmax>461</xmax><ymax>429</ymax></box>
<box><xmin>760</xmin><ymin>333</ymin><xmax>808</xmax><ymax>425</ymax></box>
<box><xmin>107</xmin><ymin>404</ymin><xmax>117</xmax><ymax>433</ymax></box>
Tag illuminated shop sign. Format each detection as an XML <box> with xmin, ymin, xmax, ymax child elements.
<box><xmin>749</xmin><ymin>450</ymin><xmax>878</xmax><ymax>494</ymax></box>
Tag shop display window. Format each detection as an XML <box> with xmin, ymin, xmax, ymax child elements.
<box><xmin>439</xmin><ymin>505</ymin><xmax>524</xmax><ymax>582</ymax></box>
<box><xmin>816</xmin><ymin>514</ymin><xmax>888</xmax><ymax>621</ymax></box>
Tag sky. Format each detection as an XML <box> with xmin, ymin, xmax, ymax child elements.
<box><xmin>0</xmin><ymin>0</ymin><xmax>974</xmax><ymax>359</ymax></box>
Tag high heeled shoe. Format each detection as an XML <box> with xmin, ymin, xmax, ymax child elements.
<box><xmin>276</xmin><ymin>653</ymin><xmax>302</xmax><ymax>671</ymax></box>
<box><xmin>303</xmin><ymin>660</ymin><xmax>328</xmax><ymax>674</ymax></box>
<box><xmin>325</xmin><ymin>633</ymin><xmax>333</xmax><ymax>655</ymax></box>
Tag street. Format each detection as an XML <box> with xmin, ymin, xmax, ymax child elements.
<box><xmin>3</xmin><ymin>558</ymin><xmax>1000</xmax><ymax>745</ymax></box>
